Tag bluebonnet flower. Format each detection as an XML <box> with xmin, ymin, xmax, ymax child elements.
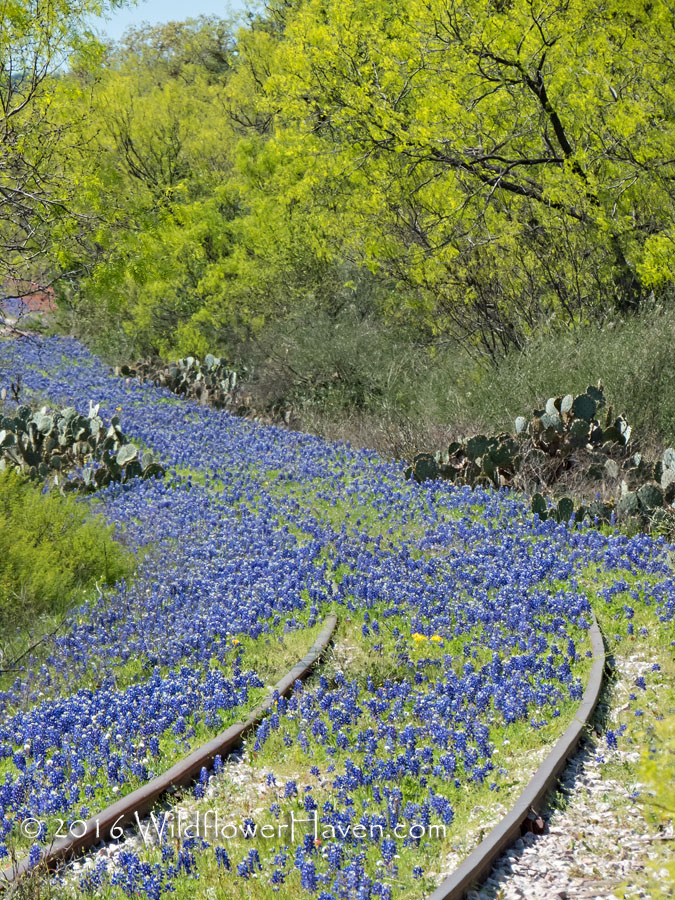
<box><xmin>300</xmin><ymin>860</ymin><xmax>317</xmax><ymax>891</ymax></box>
<box><xmin>380</xmin><ymin>837</ymin><xmax>396</xmax><ymax>864</ymax></box>
<box><xmin>284</xmin><ymin>780</ymin><xmax>298</xmax><ymax>799</ymax></box>
<box><xmin>177</xmin><ymin>848</ymin><xmax>198</xmax><ymax>875</ymax></box>
<box><xmin>3</xmin><ymin>334</ymin><xmax>674</xmax><ymax>894</ymax></box>
<box><xmin>271</xmin><ymin>868</ymin><xmax>286</xmax><ymax>887</ymax></box>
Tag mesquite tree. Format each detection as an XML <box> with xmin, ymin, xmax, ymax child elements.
<box><xmin>253</xmin><ymin>0</ymin><xmax>675</xmax><ymax>354</ymax></box>
<box><xmin>0</xmin><ymin>0</ymin><xmax>123</xmax><ymax>305</ymax></box>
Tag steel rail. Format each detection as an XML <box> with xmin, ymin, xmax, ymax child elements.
<box><xmin>424</xmin><ymin>610</ymin><xmax>605</xmax><ymax>900</ymax></box>
<box><xmin>1</xmin><ymin>613</ymin><xmax>338</xmax><ymax>885</ymax></box>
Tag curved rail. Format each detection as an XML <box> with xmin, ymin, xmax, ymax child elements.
<box><xmin>2</xmin><ymin>613</ymin><xmax>338</xmax><ymax>885</ymax></box>
<box><xmin>424</xmin><ymin>610</ymin><xmax>605</xmax><ymax>900</ymax></box>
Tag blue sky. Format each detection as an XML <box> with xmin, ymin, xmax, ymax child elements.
<box><xmin>92</xmin><ymin>0</ymin><xmax>252</xmax><ymax>41</ymax></box>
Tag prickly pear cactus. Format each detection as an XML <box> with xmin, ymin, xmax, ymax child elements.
<box><xmin>113</xmin><ymin>354</ymin><xmax>239</xmax><ymax>410</ymax></box>
<box><xmin>407</xmin><ymin>380</ymin><xmax>675</xmax><ymax>536</ymax></box>
<box><xmin>0</xmin><ymin>401</ymin><xmax>165</xmax><ymax>494</ymax></box>
<box><xmin>409</xmin><ymin>453</ymin><xmax>439</xmax><ymax>483</ymax></box>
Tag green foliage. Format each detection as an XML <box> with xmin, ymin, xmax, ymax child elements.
<box><xmin>49</xmin><ymin>17</ymin><xmax>253</xmax><ymax>356</ymax></box>
<box><xmin>12</xmin><ymin>3</ymin><xmax>675</xmax><ymax>463</ymax></box>
<box><xmin>0</xmin><ymin>469</ymin><xmax>132</xmax><ymax>636</ymax></box>
<box><xmin>635</xmin><ymin>693</ymin><xmax>675</xmax><ymax>895</ymax></box>
<box><xmin>247</xmin><ymin>0</ymin><xmax>675</xmax><ymax>352</ymax></box>
<box><xmin>0</xmin><ymin>0</ymin><xmax>124</xmax><ymax>288</ymax></box>
<box><xmin>450</xmin><ymin>302</ymin><xmax>675</xmax><ymax>442</ymax></box>
<box><xmin>640</xmin><ymin>711</ymin><xmax>675</xmax><ymax>822</ymax></box>
<box><xmin>41</xmin><ymin>0</ymin><xmax>675</xmax><ymax>360</ymax></box>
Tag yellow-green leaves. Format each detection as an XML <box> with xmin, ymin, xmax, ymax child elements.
<box><xmin>40</xmin><ymin>0</ymin><xmax>675</xmax><ymax>356</ymax></box>
<box><xmin>243</xmin><ymin>0</ymin><xmax>675</xmax><ymax>348</ymax></box>
<box><xmin>0</xmin><ymin>0</ymin><xmax>120</xmax><ymax>282</ymax></box>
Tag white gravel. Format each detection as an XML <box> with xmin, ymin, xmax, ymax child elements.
<box><xmin>471</xmin><ymin>653</ymin><xmax>673</xmax><ymax>900</ymax></box>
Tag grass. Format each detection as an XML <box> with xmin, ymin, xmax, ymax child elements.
<box><xmin>532</xmin><ymin>556</ymin><xmax>675</xmax><ymax>898</ymax></box>
<box><xmin>544</xmin><ymin>615</ymin><xmax>674</xmax><ymax>899</ymax></box>
<box><xmin>4</xmin><ymin>458</ymin><xmax>598</xmax><ymax>894</ymax></box>
<box><xmin>63</xmin><ymin>471</ymin><xmax>606</xmax><ymax>899</ymax></box>
<box><xmin>71</xmin><ymin>603</ymin><xmax>592</xmax><ymax>900</ymax></box>
<box><xmin>68</xmin><ymin>499</ymin><xmax>673</xmax><ymax>899</ymax></box>
<box><xmin>2</xmin><ymin>614</ymin><xmax>332</xmax><ymax>857</ymax></box>
<box><xmin>249</xmin><ymin>299</ymin><xmax>675</xmax><ymax>460</ymax></box>
<box><xmin>633</xmin><ymin>694</ymin><xmax>675</xmax><ymax>897</ymax></box>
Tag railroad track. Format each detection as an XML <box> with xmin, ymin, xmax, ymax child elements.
<box><xmin>1</xmin><ymin>611</ymin><xmax>606</xmax><ymax>899</ymax></box>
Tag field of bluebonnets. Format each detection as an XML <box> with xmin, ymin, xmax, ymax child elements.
<box><xmin>0</xmin><ymin>336</ymin><xmax>673</xmax><ymax>900</ymax></box>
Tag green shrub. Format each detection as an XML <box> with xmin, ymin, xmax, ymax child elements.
<box><xmin>0</xmin><ymin>469</ymin><xmax>133</xmax><ymax>639</ymax></box>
